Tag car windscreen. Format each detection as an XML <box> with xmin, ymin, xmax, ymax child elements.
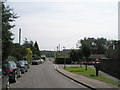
<box><xmin>18</xmin><ymin>61</ymin><xmax>24</xmax><ymax>65</ymax></box>
<box><xmin>8</xmin><ymin>62</ymin><xmax>17</xmax><ymax>69</ymax></box>
<box><xmin>24</xmin><ymin>61</ymin><xmax>28</xmax><ymax>64</ymax></box>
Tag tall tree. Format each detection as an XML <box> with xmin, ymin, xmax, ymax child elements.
<box><xmin>81</xmin><ymin>40</ymin><xmax>91</xmax><ymax>70</ymax></box>
<box><xmin>34</xmin><ymin>41</ymin><xmax>41</xmax><ymax>56</ymax></box>
<box><xmin>78</xmin><ymin>49</ymin><xmax>83</xmax><ymax>67</ymax></box>
<box><xmin>2</xmin><ymin>3</ymin><xmax>18</xmax><ymax>61</ymax></box>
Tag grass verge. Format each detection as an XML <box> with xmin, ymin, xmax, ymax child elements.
<box><xmin>64</xmin><ymin>66</ymin><xmax>120</xmax><ymax>86</ymax></box>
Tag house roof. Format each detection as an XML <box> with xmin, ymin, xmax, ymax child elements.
<box><xmin>89</xmin><ymin>54</ymin><xmax>106</xmax><ymax>59</ymax></box>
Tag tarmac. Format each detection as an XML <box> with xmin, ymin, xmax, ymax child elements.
<box><xmin>54</xmin><ymin>64</ymin><xmax>120</xmax><ymax>90</ymax></box>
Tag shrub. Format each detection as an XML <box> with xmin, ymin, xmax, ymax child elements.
<box><xmin>7</xmin><ymin>56</ymin><xmax>16</xmax><ymax>61</ymax></box>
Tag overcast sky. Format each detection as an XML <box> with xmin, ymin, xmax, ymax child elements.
<box><xmin>7</xmin><ymin>0</ymin><xmax>119</xmax><ymax>50</ymax></box>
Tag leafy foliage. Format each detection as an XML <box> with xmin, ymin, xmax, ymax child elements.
<box><xmin>2</xmin><ymin>3</ymin><xmax>18</xmax><ymax>61</ymax></box>
<box><xmin>23</xmin><ymin>38</ymin><xmax>41</xmax><ymax>60</ymax></box>
<box><xmin>69</xmin><ymin>49</ymin><xmax>79</xmax><ymax>63</ymax></box>
<box><xmin>7</xmin><ymin>56</ymin><xmax>16</xmax><ymax>62</ymax></box>
<box><xmin>77</xmin><ymin>37</ymin><xmax>116</xmax><ymax>54</ymax></box>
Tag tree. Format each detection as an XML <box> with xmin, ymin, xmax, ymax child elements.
<box><xmin>69</xmin><ymin>49</ymin><xmax>79</xmax><ymax>63</ymax></box>
<box><xmin>25</xmin><ymin>48</ymin><xmax>33</xmax><ymax>64</ymax></box>
<box><xmin>81</xmin><ymin>40</ymin><xmax>91</xmax><ymax>70</ymax></box>
<box><xmin>10</xmin><ymin>43</ymin><xmax>27</xmax><ymax>60</ymax></box>
<box><xmin>78</xmin><ymin>49</ymin><xmax>83</xmax><ymax>67</ymax></box>
<box><xmin>34</xmin><ymin>41</ymin><xmax>41</xmax><ymax>57</ymax></box>
<box><xmin>23</xmin><ymin>39</ymin><xmax>41</xmax><ymax>59</ymax></box>
<box><xmin>77</xmin><ymin>37</ymin><xmax>114</xmax><ymax>55</ymax></box>
<box><xmin>2</xmin><ymin>3</ymin><xmax>18</xmax><ymax>61</ymax></box>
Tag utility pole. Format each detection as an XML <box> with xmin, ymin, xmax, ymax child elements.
<box><xmin>59</xmin><ymin>44</ymin><xmax>60</xmax><ymax>55</ymax></box>
<box><xmin>19</xmin><ymin>28</ymin><xmax>21</xmax><ymax>61</ymax></box>
<box><xmin>63</xmin><ymin>47</ymin><xmax>66</xmax><ymax>69</ymax></box>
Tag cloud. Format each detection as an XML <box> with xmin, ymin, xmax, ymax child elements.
<box><xmin>7</xmin><ymin>0</ymin><xmax>119</xmax><ymax>3</ymax></box>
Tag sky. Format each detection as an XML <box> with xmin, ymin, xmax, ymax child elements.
<box><xmin>6</xmin><ymin>0</ymin><xmax>119</xmax><ymax>51</ymax></box>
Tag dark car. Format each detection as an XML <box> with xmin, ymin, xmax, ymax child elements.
<box><xmin>32</xmin><ymin>60</ymin><xmax>40</xmax><ymax>65</ymax></box>
<box><xmin>16</xmin><ymin>61</ymin><xmax>28</xmax><ymax>74</ymax></box>
<box><xmin>23</xmin><ymin>60</ymin><xmax>30</xmax><ymax>69</ymax></box>
<box><xmin>3</xmin><ymin>61</ymin><xmax>21</xmax><ymax>83</ymax></box>
<box><xmin>1</xmin><ymin>66</ymin><xmax>10</xmax><ymax>90</ymax></box>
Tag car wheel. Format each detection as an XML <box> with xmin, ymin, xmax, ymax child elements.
<box><xmin>22</xmin><ymin>70</ymin><xmax>24</xmax><ymax>74</ymax></box>
<box><xmin>6</xmin><ymin>81</ymin><xmax>10</xmax><ymax>90</ymax></box>
<box><xmin>25</xmin><ymin>69</ymin><xmax>27</xmax><ymax>72</ymax></box>
<box><xmin>14</xmin><ymin>74</ymin><xmax>17</xmax><ymax>83</ymax></box>
<box><xmin>18</xmin><ymin>71</ymin><xmax>22</xmax><ymax>78</ymax></box>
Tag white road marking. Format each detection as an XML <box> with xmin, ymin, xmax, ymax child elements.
<box><xmin>56</xmin><ymin>65</ymin><xmax>58</xmax><ymax>69</ymax></box>
<box><xmin>53</xmin><ymin>64</ymin><xmax>56</xmax><ymax>69</ymax></box>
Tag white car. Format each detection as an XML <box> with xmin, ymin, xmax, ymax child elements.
<box><xmin>40</xmin><ymin>59</ymin><xmax>44</xmax><ymax>63</ymax></box>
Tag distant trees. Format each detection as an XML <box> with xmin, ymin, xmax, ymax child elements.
<box><xmin>23</xmin><ymin>39</ymin><xmax>41</xmax><ymax>60</ymax></box>
<box><xmin>69</xmin><ymin>37</ymin><xmax>117</xmax><ymax>70</ymax></box>
<box><xmin>77</xmin><ymin>37</ymin><xmax>116</xmax><ymax>55</ymax></box>
<box><xmin>69</xmin><ymin>49</ymin><xmax>79</xmax><ymax>63</ymax></box>
<box><xmin>8</xmin><ymin>38</ymin><xmax>41</xmax><ymax>63</ymax></box>
<box><xmin>69</xmin><ymin>49</ymin><xmax>83</xmax><ymax>65</ymax></box>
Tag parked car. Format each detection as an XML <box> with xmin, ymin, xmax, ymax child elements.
<box><xmin>38</xmin><ymin>60</ymin><xmax>41</xmax><ymax>64</ymax></box>
<box><xmin>82</xmin><ymin>61</ymin><xmax>95</xmax><ymax>65</ymax></box>
<box><xmin>3</xmin><ymin>61</ymin><xmax>21</xmax><ymax>83</ymax></box>
<box><xmin>23</xmin><ymin>60</ymin><xmax>30</xmax><ymax>69</ymax></box>
<box><xmin>16</xmin><ymin>61</ymin><xmax>28</xmax><ymax>74</ymax></box>
<box><xmin>1</xmin><ymin>66</ymin><xmax>10</xmax><ymax>90</ymax></box>
<box><xmin>40</xmin><ymin>59</ymin><xmax>44</xmax><ymax>63</ymax></box>
<box><xmin>32</xmin><ymin>60</ymin><xmax>40</xmax><ymax>65</ymax></box>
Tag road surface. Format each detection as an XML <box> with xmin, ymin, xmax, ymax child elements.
<box><xmin>10</xmin><ymin>61</ymin><xmax>88</xmax><ymax>88</ymax></box>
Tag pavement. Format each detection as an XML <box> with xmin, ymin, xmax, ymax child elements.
<box><xmin>54</xmin><ymin>64</ymin><xmax>120</xmax><ymax>89</ymax></box>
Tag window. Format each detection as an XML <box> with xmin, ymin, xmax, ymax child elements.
<box><xmin>113</xmin><ymin>45</ymin><xmax>115</xmax><ymax>50</ymax></box>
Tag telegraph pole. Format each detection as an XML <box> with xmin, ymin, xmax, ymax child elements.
<box><xmin>19</xmin><ymin>28</ymin><xmax>21</xmax><ymax>61</ymax></box>
<box><xmin>63</xmin><ymin>47</ymin><xmax>66</xmax><ymax>69</ymax></box>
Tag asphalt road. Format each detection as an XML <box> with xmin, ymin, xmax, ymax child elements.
<box><xmin>10</xmin><ymin>61</ymin><xmax>88</xmax><ymax>88</ymax></box>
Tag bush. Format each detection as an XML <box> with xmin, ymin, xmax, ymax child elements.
<box><xmin>55</xmin><ymin>56</ymin><xmax>72</xmax><ymax>64</ymax></box>
<box><xmin>7</xmin><ymin>56</ymin><xmax>16</xmax><ymax>61</ymax></box>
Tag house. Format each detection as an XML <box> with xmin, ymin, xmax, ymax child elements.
<box><xmin>89</xmin><ymin>54</ymin><xmax>106</xmax><ymax>61</ymax></box>
<box><xmin>107</xmin><ymin>41</ymin><xmax>120</xmax><ymax>60</ymax></box>
<box><xmin>62</xmin><ymin>49</ymin><xmax>71</xmax><ymax>57</ymax></box>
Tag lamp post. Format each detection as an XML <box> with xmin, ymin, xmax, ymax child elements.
<box><xmin>63</xmin><ymin>47</ymin><xmax>66</xmax><ymax>69</ymax></box>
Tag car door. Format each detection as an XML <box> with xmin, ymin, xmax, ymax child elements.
<box><xmin>2</xmin><ymin>67</ymin><xmax>9</xmax><ymax>89</ymax></box>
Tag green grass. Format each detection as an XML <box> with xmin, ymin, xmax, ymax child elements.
<box><xmin>64</xmin><ymin>66</ymin><xmax>120</xmax><ymax>86</ymax></box>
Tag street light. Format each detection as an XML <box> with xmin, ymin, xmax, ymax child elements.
<box><xmin>63</xmin><ymin>47</ymin><xmax>66</xmax><ymax>69</ymax></box>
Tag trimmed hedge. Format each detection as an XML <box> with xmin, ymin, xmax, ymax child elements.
<box><xmin>55</xmin><ymin>57</ymin><xmax>72</xmax><ymax>64</ymax></box>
